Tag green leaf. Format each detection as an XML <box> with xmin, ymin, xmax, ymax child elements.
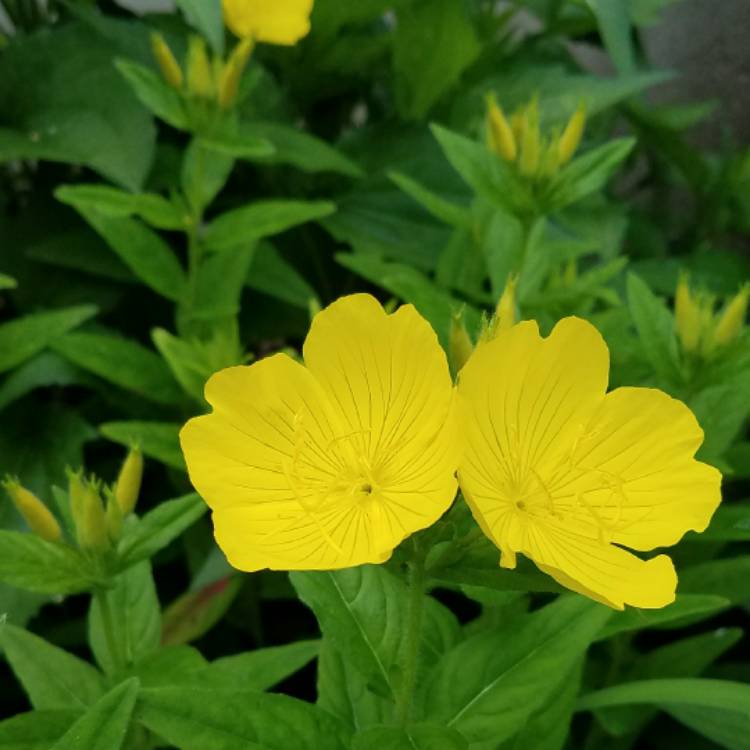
<box><xmin>479</xmin><ymin>207</ymin><xmax>525</xmax><ymax>298</ymax></box>
<box><xmin>336</xmin><ymin>253</ymin><xmax>480</xmax><ymax>349</ymax></box>
<box><xmin>89</xmin><ymin>562</ymin><xmax>161</xmax><ymax>674</ymax></box>
<box><xmin>196</xmin><ymin>130</ymin><xmax>276</xmax><ymax>160</ymax></box>
<box><xmin>100</xmin><ymin>421</ymin><xmax>185</xmax><ymax>472</ymax></box>
<box><xmin>577</xmin><ymin>678</ymin><xmax>750</xmax><ymax>750</ymax></box>
<box><xmin>596</xmin><ymin>594</ymin><xmax>730</xmax><ymax>639</ymax></box>
<box><xmin>204</xmin><ymin>200</ymin><xmax>336</xmax><ymax>252</ymax></box>
<box><xmin>389</xmin><ymin>171</ymin><xmax>471</xmax><ymax>229</ymax></box>
<box><xmin>595</xmin><ymin>628</ymin><xmax>743</xmax><ymax>738</ymax></box>
<box><xmin>49</xmin><ymin>678</ymin><xmax>139</xmax><ymax>750</ymax></box>
<box><xmin>317</xmin><ymin>639</ymin><xmax>390</xmax><ymax>731</ymax></box>
<box><xmin>55</xmin><ymin>184</ymin><xmax>185</xmax><ymax>230</ymax></box>
<box><xmin>51</xmin><ymin>331</ymin><xmax>183</xmax><ymax>405</ymax></box>
<box><xmin>131</xmin><ymin>645</ymin><xmax>208</xmax><ymax>688</ymax></box>
<box><xmin>233</xmin><ymin>122</ymin><xmax>362</xmax><ymax>177</ymax></box>
<box><xmin>687</xmin><ymin>501</ymin><xmax>750</xmax><ymax>542</ymax></box>
<box><xmin>118</xmin><ymin>494</ymin><xmax>206</xmax><ymax>569</ymax></box>
<box><xmin>0</xmin><ymin>531</ymin><xmax>98</xmax><ymax>595</ymax></box>
<box><xmin>626</xmin><ymin>272</ymin><xmax>682</xmax><ymax>384</ymax></box>
<box><xmin>193</xmin><ymin>640</ymin><xmax>320</xmax><ymax>691</ymax></box>
<box><xmin>291</xmin><ymin>566</ymin><xmax>459</xmax><ymax>699</ymax></box>
<box><xmin>0</xmin><ymin>305</ymin><xmax>97</xmax><ymax>375</ymax></box>
<box><xmin>115</xmin><ymin>59</ymin><xmax>188</xmax><ymax>130</ymax></box>
<box><xmin>690</xmin><ymin>378</ymin><xmax>750</xmax><ymax>461</ymax></box>
<box><xmin>423</xmin><ymin>595</ymin><xmax>611</xmax><ymax>745</ymax></box>
<box><xmin>162</xmin><ymin>577</ymin><xmax>242</xmax><ymax>647</ymax></box>
<box><xmin>182</xmin><ymin>139</ymin><xmax>236</xmax><ymax>214</ymax></box>
<box><xmin>500</xmin><ymin>660</ymin><xmax>583</xmax><ymax>750</ymax></box>
<box><xmin>0</xmin><ymin>274</ymin><xmax>17</xmax><ymax>290</ymax></box>
<box><xmin>545</xmin><ymin>138</ymin><xmax>635</xmax><ymax>210</ymax></box>
<box><xmin>0</xmin><ymin>623</ymin><xmax>105</xmax><ymax>710</ymax></box>
<box><xmin>0</xmin><ymin>352</ymin><xmax>88</xmax><ymax>413</ymax></box>
<box><xmin>679</xmin><ymin>555</ymin><xmax>750</xmax><ymax>603</ymax></box>
<box><xmin>174</xmin><ymin>0</ymin><xmax>224</xmax><ymax>54</ymax></box>
<box><xmin>586</xmin><ymin>0</ymin><xmax>635</xmax><ymax>74</ymax></box>
<box><xmin>430</xmin><ymin>124</ymin><xmax>529</xmax><ymax>213</ymax></box>
<box><xmin>0</xmin><ymin>710</ymin><xmax>80</xmax><ymax>750</ymax></box>
<box><xmin>353</xmin><ymin>724</ymin><xmax>468</xmax><ymax>750</ymax></box>
<box><xmin>393</xmin><ymin>0</ymin><xmax>480</xmax><ymax>119</ymax></box>
<box><xmin>138</xmin><ymin>687</ymin><xmax>351</xmax><ymax>749</ymax></box>
<box><xmin>55</xmin><ymin>201</ymin><xmax>187</xmax><ymax>301</ymax></box>
<box><xmin>247</xmin><ymin>242</ymin><xmax>318</xmax><ymax>310</ymax></box>
<box><xmin>0</xmin><ymin>24</ymin><xmax>156</xmax><ymax>189</ymax></box>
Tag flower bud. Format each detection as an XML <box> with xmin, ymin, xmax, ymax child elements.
<box><xmin>105</xmin><ymin>491</ymin><xmax>125</xmax><ymax>542</ymax></box>
<box><xmin>674</xmin><ymin>274</ymin><xmax>704</xmax><ymax>353</ymax></box>
<box><xmin>449</xmin><ymin>312</ymin><xmax>474</xmax><ymax>374</ymax></box>
<box><xmin>2</xmin><ymin>478</ymin><xmax>61</xmax><ymax>543</ymax></box>
<box><xmin>558</xmin><ymin>104</ymin><xmax>586</xmax><ymax>166</ymax></box>
<box><xmin>712</xmin><ymin>284</ymin><xmax>749</xmax><ymax>349</ymax></box>
<box><xmin>114</xmin><ymin>446</ymin><xmax>143</xmax><ymax>517</ymax></box>
<box><xmin>218</xmin><ymin>38</ymin><xmax>254</xmax><ymax>109</ymax></box>
<box><xmin>485</xmin><ymin>95</ymin><xmax>517</xmax><ymax>162</ymax></box>
<box><xmin>150</xmin><ymin>32</ymin><xmax>183</xmax><ymax>90</ymax></box>
<box><xmin>187</xmin><ymin>36</ymin><xmax>215</xmax><ymax>99</ymax></box>
<box><xmin>77</xmin><ymin>479</ymin><xmax>109</xmax><ymax>551</ymax></box>
<box><xmin>518</xmin><ymin>99</ymin><xmax>541</xmax><ymax>177</ymax></box>
<box><xmin>495</xmin><ymin>274</ymin><xmax>518</xmax><ymax>332</ymax></box>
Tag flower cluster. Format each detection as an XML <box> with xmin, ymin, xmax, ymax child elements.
<box><xmin>181</xmin><ymin>294</ymin><xmax>722</xmax><ymax>611</ymax></box>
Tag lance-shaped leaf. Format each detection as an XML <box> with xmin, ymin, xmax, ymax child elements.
<box><xmin>88</xmin><ymin>562</ymin><xmax>161</xmax><ymax>674</ymax></box>
<box><xmin>353</xmin><ymin>724</ymin><xmax>468</xmax><ymax>750</ymax></box>
<box><xmin>118</xmin><ymin>494</ymin><xmax>207</xmax><ymax>569</ymax></box>
<box><xmin>291</xmin><ymin>566</ymin><xmax>459</xmax><ymax>699</ymax></box>
<box><xmin>0</xmin><ymin>710</ymin><xmax>80</xmax><ymax>750</ymax></box>
<box><xmin>138</xmin><ymin>687</ymin><xmax>351</xmax><ymax>750</ymax></box>
<box><xmin>0</xmin><ymin>532</ymin><xmax>98</xmax><ymax>595</ymax></box>
<box><xmin>52</xmin><ymin>331</ymin><xmax>184</xmax><ymax>406</ymax></box>
<box><xmin>0</xmin><ymin>306</ymin><xmax>97</xmax><ymax>375</ymax></box>
<box><xmin>49</xmin><ymin>678</ymin><xmax>139</xmax><ymax>750</ymax></box>
<box><xmin>423</xmin><ymin>595</ymin><xmax>611</xmax><ymax>745</ymax></box>
<box><xmin>203</xmin><ymin>200</ymin><xmax>336</xmax><ymax>253</ymax></box>
<box><xmin>100</xmin><ymin>421</ymin><xmax>184</xmax><ymax>472</ymax></box>
<box><xmin>0</xmin><ymin>623</ymin><xmax>105</xmax><ymax>710</ymax></box>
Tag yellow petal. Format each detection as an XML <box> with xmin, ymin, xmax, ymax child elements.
<box><xmin>531</xmin><ymin>526</ymin><xmax>677</xmax><ymax>609</ymax></box>
<box><xmin>303</xmin><ymin>294</ymin><xmax>459</xmax><ymax>532</ymax></box>
<box><xmin>459</xmin><ymin>317</ymin><xmax>608</xmax><ymax>503</ymax></box>
<box><xmin>181</xmin><ymin>294</ymin><xmax>458</xmax><ymax>571</ymax></box>
<box><xmin>564</xmin><ymin>387</ymin><xmax>721</xmax><ymax>551</ymax></box>
<box><xmin>223</xmin><ymin>0</ymin><xmax>313</xmax><ymax>45</ymax></box>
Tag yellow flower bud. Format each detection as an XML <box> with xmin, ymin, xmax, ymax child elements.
<box><xmin>518</xmin><ymin>99</ymin><xmax>541</xmax><ymax>177</ymax></box>
<box><xmin>114</xmin><ymin>446</ymin><xmax>143</xmax><ymax>517</ymax></box>
<box><xmin>449</xmin><ymin>312</ymin><xmax>475</xmax><ymax>374</ymax></box>
<box><xmin>78</xmin><ymin>480</ymin><xmax>110</xmax><ymax>552</ymax></box>
<box><xmin>558</xmin><ymin>104</ymin><xmax>586</xmax><ymax>166</ymax></box>
<box><xmin>218</xmin><ymin>38</ymin><xmax>254</xmax><ymax>109</ymax></box>
<box><xmin>2</xmin><ymin>478</ymin><xmax>61</xmax><ymax>543</ymax></box>
<box><xmin>187</xmin><ymin>36</ymin><xmax>215</xmax><ymax>99</ymax></box>
<box><xmin>150</xmin><ymin>32</ymin><xmax>183</xmax><ymax>90</ymax></box>
<box><xmin>712</xmin><ymin>284</ymin><xmax>749</xmax><ymax>349</ymax></box>
<box><xmin>495</xmin><ymin>274</ymin><xmax>518</xmax><ymax>332</ymax></box>
<box><xmin>485</xmin><ymin>95</ymin><xmax>517</xmax><ymax>162</ymax></box>
<box><xmin>674</xmin><ymin>274</ymin><xmax>704</xmax><ymax>353</ymax></box>
<box><xmin>106</xmin><ymin>492</ymin><xmax>124</xmax><ymax>542</ymax></box>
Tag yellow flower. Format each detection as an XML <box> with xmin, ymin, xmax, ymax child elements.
<box><xmin>457</xmin><ymin>317</ymin><xmax>721</xmax><ymax>610</ymax></box>
<box><xmin>180</xmin><ymin>294</ymin><xmax>458</xmax><ymax>571</ymax></box>
<box><xmin>223</xmin><ymin>0</ymin><xmax>314</xmax><ymax>45</ymax></box>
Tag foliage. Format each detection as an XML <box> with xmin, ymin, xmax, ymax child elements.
<box><xmin>1</xmin><ymin>1</ymin><xmax>749</xmax><ymax>749</ymax></box>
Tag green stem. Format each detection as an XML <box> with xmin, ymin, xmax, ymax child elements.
<box><xmin>396</xmin><ymin>542</ymin><xmax>426</xmax><ymax>726</ymax></box>
<box><xmin>94</xmin><ymin>588</ymin><xmax>121</xmax><ymax>671</ymax></box>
